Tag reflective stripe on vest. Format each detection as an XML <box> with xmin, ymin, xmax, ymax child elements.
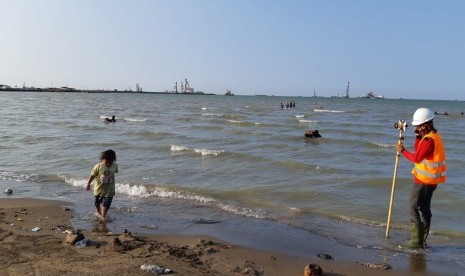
<box><xmin>412</xmin><ymin>167</ymin><xmax>446</xmax><ymax>180</ymax></box>
<box><xmin>420</xmin><ymin>160</ymin><xmax>446</xmax><ymax>168</ymax></box>
<box><xmin>411</xmin><ymin>132</ymin><xmax>447</xmax><ymax>184</ymax></box>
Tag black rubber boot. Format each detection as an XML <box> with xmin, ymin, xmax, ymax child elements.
<box><xmin>423</xmin><ymin>223</ymin><xmax>430</xmax><ymax>248</ymax></box>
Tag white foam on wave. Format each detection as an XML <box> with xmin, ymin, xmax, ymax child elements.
<box><xmin>339</xmin><ymin>215</ymin><xmax>384</xmax><ymax>228</ymax></box>
<box><xmin>0</xmin><ymin>171</ymin><xmax>35</xmax><ymax>182</ymax></box>
<box><xmin>170</xmin><ymin>145</ymin><xmax>190</xmax><ymax>152</ymax></box>
<box><xmin>298</xmin><ymin>119</ymin><xmax>317</xmax><ymax>123</ymax></box>
<box><xmin>117</xmin><ymin>183</ymin><xmax>217</xmax><ymax>203</ymax></box>
<box><xmin>220</xmin><ymin>204</ymin><xmax>269</xmax><ymax>219</ymax></box>
<box><xmin>313</xmin><ymin>109</ymin><xmax>344</xmax><ymax>113</ymax></box>
<box><xmin>65</xmin><ymin>177</ymin><xmax>87</xmax><ymax>188</ymax></box>
<box><xmin>202</xmin><ymin>113</ymin><xmax>222</xmax><ymax>117</ymax></box>
<box><xmin>202</xmin><ymin>107</ymin><xmax>215</xmax><ymax>110</ymax></box>
<box><xmin>152</xmin><ymin>187</ymin><xmax>216</xmax><ymax>203</ymax></box>
<box><xmin>226</xmin><ymin>119</ymin><xmax>243</xmax><ymax>123</ymax></box>
<box><xmin>116</xmin><ymin>183</ymin><xmax>151</xmax><ymax>197</ymax></box>
<box><xmin>63</xmin><ymin>176</ymin><xmax>216</xmax><ymax>204</ymax></box>
<box><xmin>171</xmin><ymin>145</ymin><xmax>225</xmax><ymax>157</ymax></box>
<box><xmin>63</xmin><ymin>176</ymin><xmax>274</xmax><ymax>220</ymax></box>
<box><xmin>226</xmin><ymin>119</ymin><xmax>261</xmax><ymax>125</ymax></box>
<box><xmin>123</xmin><ymin>117</ymin><xmax>147</xmax><ymax>122</ymax></box>
<box><xmin>194</xmin><ymin>148</ymin><xmax>225</xmax><ymax>156</ymax></box>
<box><xmin>371</xmin><ymin>142</ymin><xmax>391</xmax><ymax>148</ymax></box>
<box><xmin>295</xmin><ymin>115</ymin><xmax>305</xmax><ymax>118</ymax></box>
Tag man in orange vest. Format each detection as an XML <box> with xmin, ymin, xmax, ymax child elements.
<box><xmin>397</xmin><ymin>107</ymin><xmax>447</xmax><ymax>249</ymax></box>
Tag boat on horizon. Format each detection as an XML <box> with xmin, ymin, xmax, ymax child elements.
<box><xmin>225</xmin><ymin>89</ymin><xmax>234</xmax><ymax>96</ymax></box>
<box><xmin>360</xmin><ymin>91</ymin><xmax>384</xmax><ymax>99</ymax></box>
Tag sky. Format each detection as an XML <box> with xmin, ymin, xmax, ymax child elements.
<box><xmin>1</xmin><ymin>0</ymin><xmax>464</xmax><ymax>100</ymax></box>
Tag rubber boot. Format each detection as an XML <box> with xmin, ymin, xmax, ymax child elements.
<box><xmin>423</xmin><ymin>223</ymin><xmax>430</xmax><ymax>248</ymax></box>
<box><xmin>402</xmin><ymin>223</ymin><xmax>424</xmax><ymax>250</ymax></box>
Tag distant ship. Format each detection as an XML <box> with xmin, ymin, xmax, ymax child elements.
<box><xmin>360</xmin><ymin>91</ymin><xmax>384</xmax><ymax>99</ymax></box>
<box><xmin>225</xmin><ymin>89</ymin><xmax>234</xmax><ymax>96</ymax></box>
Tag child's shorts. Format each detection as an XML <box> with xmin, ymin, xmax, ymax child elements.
<box><xmin>94</xmin><ymin>196</ymin><xmax>113</xmax><ymax>209</ymax></box>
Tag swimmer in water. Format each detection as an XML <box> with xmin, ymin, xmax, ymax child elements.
<box><xmin>105</xmin><ymin>116</ymin><xmax>116</xmax><ymax>123</ymax></box>
<box><xmin>305</xmin><ymin>130</ymin><xmax>321</xmax><ymax>138</ymax></box>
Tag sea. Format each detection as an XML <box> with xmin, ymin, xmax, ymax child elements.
<box><xmin>1</xmin><ymin>92</ymin><xmax>464</xmax><ymax>274</ymax></box>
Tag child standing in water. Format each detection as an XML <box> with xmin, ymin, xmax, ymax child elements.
<box><xmin>86</xmin><ymin>149</ymin><xmax>118</xmax><ymax>221</ymax></box>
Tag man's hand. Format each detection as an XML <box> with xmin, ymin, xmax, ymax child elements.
<box><xmin>396</xmin><ymin>142</ymin><xmax>404</xmax><ymax>153</ymax></box>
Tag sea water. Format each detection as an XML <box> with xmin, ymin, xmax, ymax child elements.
<box><xmin>1</xmin><ymin>92</ymin><xmax>465</xmax><ymax>272</ymax></box>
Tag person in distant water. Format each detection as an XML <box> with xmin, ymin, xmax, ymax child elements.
<box><xmin>86</xmin><ymin>149</ymin><xmax>118</xmax><ymax>222</ymax></box>
<box><xmin>105</xmin><ymin>115</ymin><xmax>116</xmax><ymax>122</ymax></box>
<box><xmin>280</xmin><ymin>102</ymin><xmax>284</xmax><ymax>109</ymax></box>
<box><xmin>292</xmin><ymin>101</ymin><xmax>296</xmax><ymax>108</ymax></box>
<box><xmin>397</xmin><ymin>108</ymin><xmax>446</xmax><ymax>249</ymax></box>
<box><xmin>305</xmin><ymin>130</ymin><xmax>321</xmax><ymax>138</ymax></box>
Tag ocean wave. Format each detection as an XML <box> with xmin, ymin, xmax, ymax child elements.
<box><xmin>20</xmin><ymin>135</ymin><xmax>58</xmax><ymax>144</ymax></box>
<box><xmin>116</xmin><ymin>183</ymin><xmax>152</xmax><ymax>197</ymax></box>
<box><xmin>114</xmin><ymin>205</ymin><xmax>141</xmax><ymax>213</ymax></box>
<box><xmin>220</xmin><ymin>204</ymin><xmax>271</xmax><ymax>219</ymax></box>
<box><xmin>7</xmin><ymin>171</ymin><xmax>279</xmax><ymax>222</ymax></box>
<box><xmin>63</xmin><ymin>177</ymin><xmax>217</xmax><ymax>204</ymax></box>
<box><xmin>370</xmin><ymin>142</ymin><xmax>392</xmax><ymax>148</ymax></box>
<box><xmin>151</xmin><ymin>187</ymin><xmax>216</xmax><ymax>203</ymax></box>
<box><xmin>295</xmin><ymin>115</ymin><xmax>305</xmax><ymax>118</ymax></box>
<box><xmin>175</xmin><ymin>117</ymin><xmax>194</xmax><ymax>122</ymax></box>
<box><xmin>226</xmin><ymin>119</ymin><xmax>262</xmax><ymax>126</ymax></box>
<box><xmin>64</xmin><ymin>176</ymin><xmax>87</xmax><ymax>188</ymax></box>
<box><xmin>298</xmin><ymin>119</ymin><xmax>317</xmax><ymax>123</ymax></box>
<box><xmin>123</xmin><ymin>117</ymin><xmax>147</xmax><ymax>122</ymax></box>
<box><xmin>0</xmin><ymin>172</ymin><xmax>73</xmax><ymax>185</ymax></box>
<box><xmin>338</xmin><ymin>215</ymin><xmax>385</xmax><ymax>228</ymax></box>
<box><xmin>313</xmin><ymin>109</ymin><xmax>345</xmax><ymax>113</ymax></box>
<box><xmin>0</xmin><ymin>145</ymin><xmax>14</xmax><ymax>149</ymax></box>
<box><xmin>130</xmin><ymin>130</ymin><xmax>172</xmax><ymax>138</ymax></box>
<box><xmin>0</xmin><ymin>171</ymin><xmax>38</xmax><ymax>182</ymax></box>
<box><xmin>117</xmin><ymin>183</ymin><xmax>275</xmax><ymax>219</ymax></box>
<box><xmin>202</xmin><ymin>113</ymin><xmax>223</xmax><ymax>117</ymax></box>
<box><xmin>190</xmin><ymin>125</ymin><xmax>224</xmax><ymax>131</ymax></box>
<box><xmin>170</xmin><ymin>144</ymin><xmax>225</xmax><ymax>157</ymax></box>
<box><xmin>272</xmin><ymin>160</ymin><xmax>320</xmax><ymax>172</ymax></box>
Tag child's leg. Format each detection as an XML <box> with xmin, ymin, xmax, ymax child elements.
<box><xmin>101</xmin><ymin>206</ymin><xmax>108</xmax><ymax>219</ymax></box>
<box><xmin>101</xmin><ymin>197</ymin><xmax>113</xmax><ymax>220</ymax></box>
<box><xmin>94</xmin><ymin>196</ymin><xmax>104</xmax><ymax>219</ymax></box>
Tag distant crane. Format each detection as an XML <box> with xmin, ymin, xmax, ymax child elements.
<box><xmin>184</xmin><ymin>79</ymin><xmax>194</xmax><ymax>93</ymax></box>
<box><xmin>174</xmin><ymin>82</ymin><xmax>178</xmax><ymax>93</ymax></box>
<box><xmin>134</xmin><ymin>83</ymin><xmax>143</xmax><ymax>92</ymax></box>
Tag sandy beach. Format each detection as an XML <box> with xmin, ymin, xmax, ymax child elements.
<box><xmin>0</xmin><ymin>198</ymin><xmax>447</xmax><ymax>276</ymax></box>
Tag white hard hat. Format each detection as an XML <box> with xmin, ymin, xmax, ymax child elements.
<box><xmin>412</xmin><ymin>108</ymin><xmax>435</xmax><ymax>126</ymax></box>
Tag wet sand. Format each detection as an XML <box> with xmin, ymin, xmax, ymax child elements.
<box><xmin>0</xmin><ymin>198</ymin><xmax>450</xmax><ymax>276</ymax></box>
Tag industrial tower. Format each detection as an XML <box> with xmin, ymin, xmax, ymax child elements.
<box><xmin>345</xmin><ymin>81</ymin><xmax>350</xmax><ymax>98</ymax></box>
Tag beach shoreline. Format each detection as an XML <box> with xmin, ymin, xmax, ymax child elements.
<box><xmin>0</xmin><ymin>197</ymin><xmax>453</xmax><ymax>276</ymax></box>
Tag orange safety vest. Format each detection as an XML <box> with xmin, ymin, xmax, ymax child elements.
<box><xmin>412</xmin><ymin>132</ymin><xmax>446</xmax><ymax>184</ymax></box>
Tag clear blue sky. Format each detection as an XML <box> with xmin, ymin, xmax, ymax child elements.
<box><xmin>1</xmin><ymin>0</ymin><xmax>464</xmax><ymax>100</ymax></box>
